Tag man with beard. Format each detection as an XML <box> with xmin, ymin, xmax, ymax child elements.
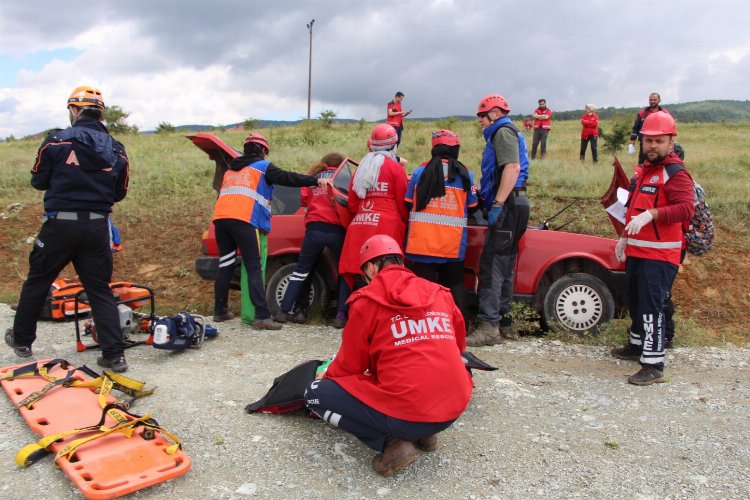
<box><xmin>611</xmin><ymin>112</ymin><xmax>694</xmax><ymax>385</ymax></box>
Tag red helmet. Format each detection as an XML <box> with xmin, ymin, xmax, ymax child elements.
<box><xmin>431</xmin><ymin>129</ymin><xmax>460</xmax><ymax>148</ymax></box>
<box><xmin>476</xmin><ymin>94</ymin><xmax>510</xmax><ymax>115</ymax></box>
<box><xmin>67</xmin><ymin>85</ymin><xmax>105</xmax><ymax>109</ymax></box>
<box><xmin>370</xmin><ymin>124</ymin><xmax>398</xmax><ymax>150</ymax></box>
<box><xmin>244</xmin><ymin>132</ymin><xmax>270</xmax><ymax>153</ymax></box>
<box><xmin>359</xmin><ymin>234</ymin><xmax>403</xmax><ymax>270</ymax></box>
<box><xmin>640</xmin><ymin>111</ymin><xmax>677</xmax><ymax>136</ymax></box>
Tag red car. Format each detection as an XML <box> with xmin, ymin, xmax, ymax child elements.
<box><xmin>189</xmin><ymin>133</ymin><xmax>626</xmax><ymax>334</ymax></box>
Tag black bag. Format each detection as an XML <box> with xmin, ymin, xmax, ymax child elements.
<box><xmin>245</xmin><ymin>360</ymin><xmax>322</xmax><ymax>414</ymax></box>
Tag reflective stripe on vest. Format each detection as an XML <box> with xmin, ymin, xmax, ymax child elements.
<box><xmin>219</xmin><ymin>185</ymin><xmax>271</xmax><ymax>212</ymax></box>
<box><xmin>626</xmin><ymin>237</ymin><xmax>682</xmax><ymax>250</ymax></box>
<box><xmin>408</xmin><ymin>212</ymin><xmax>467</xmax><ymax>228</ymax></box>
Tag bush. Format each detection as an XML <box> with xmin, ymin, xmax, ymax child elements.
<box><xmin>155</xmin><ymin>122</ymin><xmax>176</xmax><ymax>134</ymax></box>
<box><xmin>318</xmin><ymin>110</ymin><xmax>337</xmax><ymax>128</ymax></box>
<box><xmin>103</xmin><ymin>105</ymin><xmax>139</xmax><ymax>134</ymax></box>
<box><xmin>600</xmin><ymin>113</ymin><xmax>632</xmax><ymax>155</ymax></box>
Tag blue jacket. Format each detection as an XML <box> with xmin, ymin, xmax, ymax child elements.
<box><xmin>31</xmin><ymin>120</ymin><xmax>129</xmax><ymax>213</ymax></box>
<box><xmin>479</xmin><ymin>117</ymin><xmax>529</xmax><ymax>209</ymax></box>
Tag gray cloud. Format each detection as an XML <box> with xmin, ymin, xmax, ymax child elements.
<box><xmin>1</xmin><ymin>0</ymin><xmax>748</xmax><ymax>135</ymax></box>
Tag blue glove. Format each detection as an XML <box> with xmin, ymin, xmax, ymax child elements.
<box><xmin>488</xmin><ymin>205</ymin><xmax>503</xmax><ymax>226</ymax></box>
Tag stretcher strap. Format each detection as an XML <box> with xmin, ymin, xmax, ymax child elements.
<box><xmin>16</xmin><ymin>404</ymin><xmax>182</xmax><ymax>467</ymax></box>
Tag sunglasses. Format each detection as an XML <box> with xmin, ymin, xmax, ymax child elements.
<box><xmin>477</xmin><ymin>112</ymin><xmax>489</xmax><ymax>119</ymax></box>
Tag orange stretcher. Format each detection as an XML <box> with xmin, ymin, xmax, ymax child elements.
<box><xmin>0</xmin><ymin>359</ymin><xmax>191</xmax><ymax>499</ymax></box>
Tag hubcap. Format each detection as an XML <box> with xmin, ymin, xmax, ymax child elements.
<box><xmin>554</xmin><ymin>283</ymin><xmax>603</xmax><ymax>331</ymax></box>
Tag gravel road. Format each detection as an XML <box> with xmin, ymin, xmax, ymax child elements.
<box><xmin>1</xmin><ymin>303</ymin><xmax>748</xmax><ymax>499</ymax></box>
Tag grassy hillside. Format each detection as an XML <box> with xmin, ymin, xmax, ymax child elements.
<box><xmin>1</xmin><ymin>118</ymin><xmax>748</xmax><ymax>344</ymax></box>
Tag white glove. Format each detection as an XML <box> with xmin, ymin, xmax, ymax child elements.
<box><xmin>615</xmin><ymin>237</ymin><xmax>627</xmax><ymax>263</ymax></box>
<box><xmin>624</xmin><ymin>210</ymin><xmax>654</xmax><ymax>235</ymax></box>
<box><xmin>628</xmin><ymin>144</ymin><xmax>636</xmax><ymax>154</ymax></box>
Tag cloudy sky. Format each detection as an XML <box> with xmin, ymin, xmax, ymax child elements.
<box><xmin>1</xmin><ymin>0</ymin><xmax>748</xmax><ymax>137</ymax></box>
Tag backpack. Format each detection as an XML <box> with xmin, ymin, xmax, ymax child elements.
<box><xmin>686</xmin><ymin>181</ymin><xmax>714</xmax><ymax>255</ymax></box>
<box><xmin>665</xmin><ymin>164</ymin><xmax>715</xmax><ymax>256</ymax></box>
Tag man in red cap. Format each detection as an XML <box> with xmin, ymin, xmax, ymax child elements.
<box><xmin>305</xmin><ymin>234</ymin><xmax>472</xmax><ymax>476</ymax></box>
<box><xmin>611</xmin><ymin>111</ymin><xmax>694</xmax><ymax>385</ymax></box>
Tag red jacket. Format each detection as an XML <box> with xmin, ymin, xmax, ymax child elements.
<box><xmin>386</xmin><ymin>100</ymin><xmax>403</xmax><ymax>127</ymax></box>
<box><xmin>301</xmin><ymin>167</ymin><xmax>341</xmax><ymax>226</ymax></box>
<box><xmin>338</xmin><ymin>157</ymin><xmax>408</xmax><ymax>279</ymax></box>
<box><xmin>533</xmin><ymin>108</ymin><xmax>552</xmax><ymax>129</ymax></box>
<box><xmin>625</xmin><ymin>153</ymin><xmax>694</xmax><ymax>265</ymax></box>
<box><xmin>580</xmin><ymin>113</ymin><xmax>599</xmax><ymax>139</ymax></box>
<box><xmin>324</xmin><ymin>265</ymin><xmax>473</xmax><ymax>422</ymax></box>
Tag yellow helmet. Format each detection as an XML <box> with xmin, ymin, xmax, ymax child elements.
<box><xmin>67</xmin><ymin>86</ymin><xmax>105</xmax><ymax>109</ymax></box>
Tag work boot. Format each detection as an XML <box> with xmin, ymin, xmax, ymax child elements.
<box><xmin>213</xmin><ymin>311</ymin><xmax>235</xmax><ymax>323</ymax></box>
<box><xmin>610</xmin><ymin>343</ymin><xmax>642</xmax><ymax>361</ymax></box>
<box><xmin>628</xmin><ymin>366</ymin><xmax>666</xmax><ymax>386</ymax></box>
<box><xmin>415</xmin><ymin>434</ymin><xmax>438</xmax><ymax>452</ymax></box>
<box><xmin>5</xmin><ymin>328</ymin><xmax>32</xmax><ymax>358</ymax></box>
<box><xmin>252</xmin><ymin>318</ymin><xmax>282</xmax><ymax>330</ymax></box>
<box><xmin>372</xmin><ymin>438</ymin><xmax>419</xmax><ymax>476</ymax></box>
<box><xmin>499</xmin><ymin>315</ymin><xmax>519</xmax><ymax>340</ymax></box>
<box><xmin>332</xmin><ymin>313</ymin><xmax>347</xmax><ymax>329</ymax></box>
<box><xmin>97</xmin><ymin>355</ymin><xmax>128</xmax><ymax>373</ymax></box>
<box><xmin>273</xmin><ymin>311</ymin><xmax>290</xmax><ymax>323</ymax></box>
<box><xmin>466</xmin><ymin>321</ymin><xmax>502</xmax><ymax>347</ymax></box>
<box><xmin>289</xmin><ymin>310</ymin><xmax>307</xmax><ymax>324</ymax></box>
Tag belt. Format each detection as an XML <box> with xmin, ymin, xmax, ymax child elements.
<box><xmin>44</xmin><ymin>212</ymin><xmax>106</xmax><ymax>222</ymax></box>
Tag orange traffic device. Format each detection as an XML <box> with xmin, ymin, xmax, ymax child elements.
<box><xmin>0</xmin><ymin>359</ymin><xmax>191</xmax><ymax>499</ymax></box>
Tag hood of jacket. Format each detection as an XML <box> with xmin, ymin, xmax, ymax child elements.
<box><xmin>349</xmin><ymin>265</ymin><xmax>445</xmax><ymax>314</ymax></box>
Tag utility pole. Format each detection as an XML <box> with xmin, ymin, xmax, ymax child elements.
<box><xmin>306</xmin><ymin>19</ymin><xmax>315</xmax><ymax>120</ymax></box>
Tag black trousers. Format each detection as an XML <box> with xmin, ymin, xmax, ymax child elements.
<box><xmin>279</xmin><ymin>223</ymin><xmax>347</xmax><ymax>315</ymax></box>
<box><xmin>305</xmin><ymin>379</ymin><xmax>456</xmax><ymax>452</ymax></box>
<box><xmin>13</xmin><ymin>218</ymin><xmax>123</xmax><ymax>358</ymax></box>
<box><xmin>214</xmin><ymin>218</ymin><xmax>271</xmax><ymax>320</ymax></box>
<box><xmin>580</xmin><ymin>137</ymin><xmax>598</xmax><ymax>162</ymax></box>
<box><xmin>410</xmin><ymin>261</ymin><xmax>466</xmax><ymax>321</ymax></box>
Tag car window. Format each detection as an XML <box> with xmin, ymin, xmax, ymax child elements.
<box><xmin>272</xmin><ymin>185</ymin><xmax>302</xmax><ymax>215</ymax></box>
<box><xmin>332</xmin><ymin>160</ymin><xmax>354</xmax><ymax>195</ymax></box>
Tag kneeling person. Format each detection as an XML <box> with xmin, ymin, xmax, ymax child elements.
<box><xmin>305</xmin><ymin>234</ymin><xmax>473</xmax><ymax>476</ymax></box>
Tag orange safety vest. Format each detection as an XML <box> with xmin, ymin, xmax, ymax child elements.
<box><xmin>405</xmin><ymin>167</ymin><xmax>474</xmax><ymax>260</ymax></box>
<box><xmin>212</xmin><ymin>160</ymin><xmax>273</xmax><ymax>232</ymax></box>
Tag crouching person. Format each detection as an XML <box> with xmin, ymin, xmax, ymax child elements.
<box><xmin>305</xmin><ymin>234</ymin><xmax>473</xmax><ymax>476</ymax></box>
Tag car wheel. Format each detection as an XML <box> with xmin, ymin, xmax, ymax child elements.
<box><xmin>542</xmin><ymin>273</ymin><xmax>614</xmax><ymax>334</ymax></box>
<box><xmin>265</xmin><ymin>263</ymin><xmax>329</xmax><ymax>316</ymax></box>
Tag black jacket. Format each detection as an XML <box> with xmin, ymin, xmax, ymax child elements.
<box><xmin>31</xmin><ymin>119</ymin><xmax>129</xmax><ymax>213</ymax></box>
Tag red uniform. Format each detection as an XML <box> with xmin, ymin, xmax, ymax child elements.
<box><xmin>386</xmin><ymin>100</ymin><xmax>403</xmax><ymax>128</ymax></box>
<box><xmin>625</xmin><ymin>153</ymin><xmax>694</xmax><ymax>266</ymax></box>
<box><xmin>533</xmin><ymin>108</ymin><xmax>552</xmax><ymax>129</ymax></box>
<box><xmin>324</xmin><ymin>265</ymin><xmax>472</xmax><ymax>422</ymax></box>
<box><xmin>338</xmin><ymin>157</ymin><xmax>408</xmax><ymax>279</ymax></box>
<box><xmin>301</xmin><ymin>167</ymin><xmax>340</xmax><ymax>226</ymax></box>
<box><xmin>581</xmin><ymin>113</ymin><xmax>599</xmax><ymax>139</ymax></box>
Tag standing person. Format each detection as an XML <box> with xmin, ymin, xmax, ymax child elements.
<box><xmin>338</xmin><ymin>124</ymin><xmax>409</xmax><ymax>325</ymax></box>
<box><xmin>530</xmin><ymin>98</ymin><xmax>552</xmax><ymax>160</ymax></box>
<box><xmin>404</xmin><ymin>129</ymin><xmax>478</xmax><ymax>320</ymax></box>
<box><xmin>305</xmin><ymin>235</ymin><xmax>472</xmax><ymax>476</ymax></box>
<box><xmin>274</xmin><ymin>153</ymin><xmax>349</xmax><ymax>327</ymax></box>
<box><xmin>4</xmin><ymin>86</ymin><xmax>131</xmax><ymax>372</ymax></box>
<box><xmin>580</xmin><ymin>104</ymin><xmax>599</xmax><ymax>163</ymax></box>
<box><xmin>386</xmin><ymin>91</ymin><xmax>412</xmax><ymax>147</ymax></box>
<box><xmin>611</xmin><ymin>112</ymin><xmax>694</xmax><ymax>385</ymax></box>
<box><xmin>467</xmin><ymin>94</ymin><xmax>531</xmax><ymax>347</ymax></box>
<box><xmin>630</xmin><ymin>92</ymin><xmax>669</xmax><ymax>165</ymax></box>
<box><xmin>211</xmin><ymin>133</ymin><xmax>332</xmax><ymax>330</ymax></box>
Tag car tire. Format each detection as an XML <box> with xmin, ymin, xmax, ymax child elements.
<box><xmin>542</xmin><ymin>273</ymin><xmax>614</xmax><ymax>335</ymax></box>
<box><xmin>265</xmin><ymin>263</ymin><xmax>329</xmax><ymax>316</ymax></box>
